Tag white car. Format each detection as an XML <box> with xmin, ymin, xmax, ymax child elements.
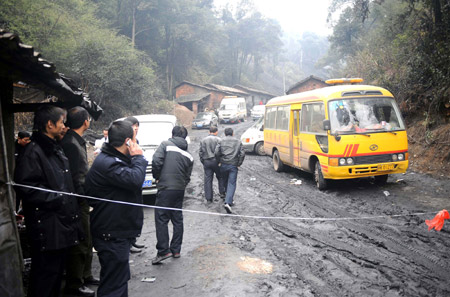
<box><xmin>250</xmin><ymin>105</ymin><xmax>265</xmax><ymax>121</ymax></box>
<box><xmin>240</xmin><ymin>117</ymin><xmax>265</xmax><ymax>155</ymax></box>
<box><xmin>118</xmin><ymin>114</ymin><xmax>179</xmax><ymax>195</ymax></box>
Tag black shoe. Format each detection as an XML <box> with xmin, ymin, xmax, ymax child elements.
<box><xmin>130</xmin><ymin>246</ymin><xmax>142</xmax><ymax>254</ymax></box>
<box><xmin>206</xmin><ymin>200</ymin><xmax>213</xmax><ymax>204</ymax></box>
<box><xmin>132</xmin><ymin>242</ymin><xmax>145</xmax><ymax>249</ymax></box>
<box><xmin>84</xmin><ymin>275</ymin><xmax>100</xmax><ymax>286</ymax></box>
<box><xmin>224</xmin><ymin>204</ymin><xmax>232</xmax><ymax>214</ymax></box>
<box><xmin>64</xmin><ymin>286</ymin><xmax>95</xmax><ymax>297</ymax></box>
<box><xmin>152</xmin><ymin>252</ymin><xmax>173</xmax><ymax>265</ymax></box>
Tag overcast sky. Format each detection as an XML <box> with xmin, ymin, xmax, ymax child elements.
<box><xmin>214</xmin><ymin>0</ymin><xmax>333</xmax><ymax>37</ymax></box>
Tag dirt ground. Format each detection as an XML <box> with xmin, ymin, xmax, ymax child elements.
<box><xmin>82</xmin><ymin>119</ymin><xmax>450</xmax><ymax>297</ymax></box>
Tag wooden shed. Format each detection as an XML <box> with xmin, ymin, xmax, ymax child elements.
<box><xmin>0</xmin><ymin>30</ymin><xmax>102</xmax><ymax>296</ymax></box>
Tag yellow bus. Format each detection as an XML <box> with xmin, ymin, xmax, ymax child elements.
<box><xmin>264</xmin><ymin>79</ymin><xmax>409</xmax><ymax>190</ymax></box>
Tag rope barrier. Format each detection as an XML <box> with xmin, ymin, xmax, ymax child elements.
<box><xmin>10</xmin><ymin>181</ymin><xmax>437</xmax><ymax>222</ymax></box>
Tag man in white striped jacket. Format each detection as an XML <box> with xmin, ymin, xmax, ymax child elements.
<box><xmin>151</xmin><ymin>126</ymin><xmax>193</xmax><ymax>264</ymax></box>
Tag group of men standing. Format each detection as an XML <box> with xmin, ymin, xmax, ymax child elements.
<box><xmin>14</xmin><ymin>104</ymin><xmax>244</xmax><ymax>297</ymax></box>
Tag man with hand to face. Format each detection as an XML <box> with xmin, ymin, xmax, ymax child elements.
<box><xmin>85</xmin><ymin>120</ymin><xmax>148</xmax><ymax>297</ymax></box>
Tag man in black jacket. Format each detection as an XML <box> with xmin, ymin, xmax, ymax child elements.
<box><xmin>199</xmin><ymin>126</ymin><xmax>224</xmax><ymax>203</ymax></box>
<box><xmin>152</xmin><ymin>126</ymin><xmax>193</xmax><ymax>264</ymax></box>
<box><xmin>14</xmin><ymin>105</ymin><xmax>83</xmax><ymax>297</ymax></box>
<box><xmin>85</xmin><ymin>120</ymin><xmax>148</xmax><ymax>297</ymax></box>
<box><xmin>61</xmin><ymin>107</ymin><xmax>98</xmax><ymax>297</ymax></box>
<box><xmin>215</xmin><ymin>128</ymin><xmax>245</xmax><ymax>214</ymax></box>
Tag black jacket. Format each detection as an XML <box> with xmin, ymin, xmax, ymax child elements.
<box><xmin>215</xmin><ymin>135</ymin><xmax>245</xmax><ymax>166</ymax></box>
<box><xmin>152</xmin><ymin>137</ymin><xmax>193</xmax><ymax>191</ymax></box>
<box><xmin>14</xmin><ymin>132</ymin><xmax>83</xmax><ymax>251</ymax></box>
<box><xmin>199</xmin><ymin>134</ymin><xmax>221</xmax><ymax>163</ymax></box>
<box><xmin>85</xmin><ymin>143</ymin><xmax>148</xmax><ymax>239</ymax></box>
<box><xmin>60</xmin><ymin>129</ymin><xmax>89</xmax><ymax>195</ymax></box>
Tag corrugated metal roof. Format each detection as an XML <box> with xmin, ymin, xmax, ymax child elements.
<box><xmin>204</xmin><ymin>83</ymin><xmax>249</xmax><ymax>96</ymax></box>
<box><xmin>0</xmin><ymin>30</ymin><xmax>102</xmax><ymax>120</ymax></box>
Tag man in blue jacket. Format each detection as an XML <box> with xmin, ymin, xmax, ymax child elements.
<box><xmin>85</xmin><ymin>120</ymin><xmax>148</xmax><ymax>297</ymax></box>
<box><xmin>151</xmin><ymin>126</ymin><xmax>193</xmax><ymax>264</ymax></box>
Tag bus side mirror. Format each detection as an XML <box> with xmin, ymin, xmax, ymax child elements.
<box><xmin>323</xmin><ymin>119</ymin><xmax>331</xmax><ymax>131</ymax></box>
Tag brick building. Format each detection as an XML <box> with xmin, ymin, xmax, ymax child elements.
<box><xmin>286</xmin><ymin>75</ymin><xmax>327</xmax><ymax>95</ymax></box>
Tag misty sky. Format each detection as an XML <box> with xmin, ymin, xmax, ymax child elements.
<box><xmin>214</xmin><ymin>0</ymin><xmax>333</xmax><ymax>37</ymax></box>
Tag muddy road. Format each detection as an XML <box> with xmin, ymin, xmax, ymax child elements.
<box><xmin>92</xmin><ymin>120</ymin><xmax>450</xmax><ymax>297</ymax></box>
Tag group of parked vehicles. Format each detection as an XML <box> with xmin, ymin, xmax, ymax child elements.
<box><xmin>120</xmin><ymin>78</ymin><xmax>408</xmax><ymax>194</ymax></box>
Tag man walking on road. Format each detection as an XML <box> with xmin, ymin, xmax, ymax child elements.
<box><xmin>61</xmin><ymin>107</ymin><xmax>98</xmax><ymax>297</ymax></box>
<box><xmin>14</xmin><ymin>105</ymin><xmax>83</xmax><ymax>297</ymax></box>
<box><xmin>215</xmin><ymin>127</ymin><xmax>245</xmax><ymax>214</ymax></box>
<box><xmin>85</xmin><ymin>120</ymin><xmax>148</xmax><ymax>297</ymax></box>
<box><xmin>199</xmin><ymin>126</ymin><xmax>225</xmax><ymax>203</ymax></box>
<box><xmin>152</xmin><ymin>126</ymin><xmax>193</xmax><ymax>264</ymax></box>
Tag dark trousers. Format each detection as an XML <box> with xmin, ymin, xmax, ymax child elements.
<box><xmin>65</xmin><ymin>200</ymin><xmax>93</xmax><ymax>289</ymax></box>
<box><xmin>203</xmin><ymin>158</ymin><xmax>224</xmax><ymax>201</ymax></box>
<box><xmin>93</xmin><ymin>237</ymin><xmax>132</xmax><ymax>297</ymax></box>
<box><xmin>220</xmin><ymin>163</ymin><xmax>238</xmax><ymax>205</ymax></box>
<box><xmin>28</xmin><ymin>247</ymin><xmax>68</xmax><ymax>297</ymax></box>
<box><xmin>155</xmin><ymin>190</ymin><xmax>184</xmax><ymax>255</ymax></box>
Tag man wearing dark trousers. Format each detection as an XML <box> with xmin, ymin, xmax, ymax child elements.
<box><xmin>85</xmin><ymin>120</ymin><xmax>148</xmax><ymax>297</ymax></box>
<box><xmin>14</xmin><ymin>105</ymin><xmax>83</xmax><ymax>297</ymax></box>
<box><xmin>61</xmin><ymin>107</ymin><xmax>98</xmax><ymax>297</ymax></box>
<box><xmin>152</xmin><ymin>126</ymin><xmax>193</xmax><ymax>264</ymax></box>
<box><xmin>199</xmin><ymin>126</ymin><xmax>225</xmax><ymax>203</ymax></box>
<box><xmin>215</xmin><ymin>128</ymin><xmax>245</xmax><ymax>214</ymax></box>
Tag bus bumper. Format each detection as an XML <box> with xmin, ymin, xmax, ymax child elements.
<box><xmin>323</xmin><ymin>161</ymin><xmax>409</xmax><ymax>180</ymax></box>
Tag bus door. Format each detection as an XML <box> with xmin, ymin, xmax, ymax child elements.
<box><xmin>290</xmin><ymin>109</ymin><xmax>302</xmax><ymax>168</ymax></box>
<box><xmin>299</xmin><ymin>103</ymin><xmax>326</xmax><ymax>170</ymax></box>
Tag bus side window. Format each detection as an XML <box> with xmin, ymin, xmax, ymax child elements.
<box><xmin>301</xmin><ymin>105</ymin><xmax>311</xmax><ymax>132</ymax></box>
<box><xmin>293</xmin><ymin>111</ymin><xmax>299</xmax><ymax>136</ymax></box>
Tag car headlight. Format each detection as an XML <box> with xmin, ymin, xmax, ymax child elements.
<box><xmin>346</xmin><ymin>158</ymin><xmax>354</xmax><ymax>165</ymax></box>
<box><xmin>398</xmin><ymin>153</ymin><xmax>404</xmax><ymax>161</ymax></box>
<box><xmin>392</xmin><ymin>154</ymin><xmax>398</xmax><ymax>161</ymax></box>
<box><xmin>339</xmin><ymin>158</ymin><xmax>346</xmax><ymax>166</ymax></box>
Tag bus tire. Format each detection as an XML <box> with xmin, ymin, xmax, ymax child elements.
<box><xmin>314</xmin><ymin>161</ymin><xmax>328</xmax><ymax>190</ymax></box>
<box><xmin>374</xmin><ymin>174</ymin><xmax>388</xmax><ymax>185</ymax></box>
<box><xmin>273</xmin><ymin>150</ymin><xmax>284</xmax><ymax>172</ymax></box>
<box><xmin>255</xmin><ymin>142</ymin><xmax>265</xmax><ymax>156</ymax></box>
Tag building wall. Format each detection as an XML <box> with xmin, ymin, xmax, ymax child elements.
<box><xmin>287</xmin><ymin>80</ymin><xmax>327</xmax><ymax>95</ymax></box>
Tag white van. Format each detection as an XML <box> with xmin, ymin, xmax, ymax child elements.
<box><xmin>218</xmin><ymin>96</ymin><xmax>247</xmax><ymax>123</ymax></box>
<box><xmin>240</xmin><ymin>116</ymin><xmax>265</xmax><ymax>155</ymax></box>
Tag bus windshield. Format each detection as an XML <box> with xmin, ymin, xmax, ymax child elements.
<box><xmin>328</xmin><ymin>97</ymin><xmax>405</xmax><ymax>134</ymax></box>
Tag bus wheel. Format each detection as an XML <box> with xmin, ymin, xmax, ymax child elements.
<box><xmin>255</xmin><ymin>142</ymin><xmax>265</xmax><ymax>156</ymax></box>
<box><xmin>314</xmin><ymin>161</ymin><xmax>328</xmax><ymax>190</ymax></box>
<box><xmin>374</xmin><ymin>174</ymin><xmax>388</xmax><ymax>185</ymax></box>
<box><xmin>273</xmin><ymin>150</ymin><xmax>284</xmax><ymax>172</ymax></box>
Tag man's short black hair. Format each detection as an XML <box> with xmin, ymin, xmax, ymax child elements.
<box><xmin>108</xmin><ymin>120</ymin><xmax>134</xmax><ymax>147</ymax></box>
<box><xmin>172</xmin><ymin>126</ymin><xmax>188</xmax><ymax>139</ymax></box>
<box><xmin>33</xmin><ymin>105</ymin><xmax>66</xmax><ymax>133</ymax></box>
<box><xmin>224</xmin><ymin>128</ymin><xmax>233</xmax><ymax>136</ymax></box>
<box><xmin>66</xmin><ymin>106</ymin><xmax>90</xmax><ymax>129</ymax></box>
<box><xmin>209</xmin><ymin>126</ymin><xmax>218</xmax><ymax>133</ymax></box>
<box><xmin>125</xmin><ymin>116</ymin><xmax>139</xmax><ymax>126</ymax></box>
<box><xmin>18</xmin><ymin>131</ymin><xmax>31</xmax><ymax>139</ymax></box>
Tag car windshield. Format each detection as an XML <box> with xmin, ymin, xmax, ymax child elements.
<box><xmin>252</xmin><ymin>116</ymin><xmax>264</xmax><ymax>128</ymax></box>
<box><xmin>328</xmin><ymin>97</ymin><xmax>405</xmax><ymax>134</ymax></box>
<box><xmin>252</xmin><ymin>105</ymin><xmax>265</xmax><ymax>112</ymax></box>
<box><xmin>220</xmin><ymin>104</ymin><xmax>238</xmax><ymax>111</ymax></box>
<box><xmin>138</xmin><ymin>121</ymin><xmax>174</xmax><ymax>146</ymax></box>
<box><xmin>195</xmin><ymin>112</ymin><xmax>212</xmax><ymax>120</ymax></box>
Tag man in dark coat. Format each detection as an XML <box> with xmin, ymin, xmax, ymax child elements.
<box><xmin>215</xmin><ymin>127</ymin><xmax>245</xmax><ymax>214</ymax></box>
<box><xmin>14</xmin><ymin>131</ymin><xmax>31</xmax><ymax>211</ymax></box>
<box><xmin>85</xmin><ymin>120</ymin><xmax>147</xmax><ymax>297</ymax></box>
<box><xmin>151</xmin><ymin>126</ymin><xmax>193</xmax><ymax>264</ymax></box>
<box><xmin>199</xmin><ymin>126</ymin><xmax>224</xmax><ymax>203</ymax></box>
<box><xmin>14</xmin><ymin>105</ymin><xmax>83</xmax><ymax>297</ymax></box>
<box><xmin>61</xmin><ymin>107</ymin><xmax>98</xmax><ymax>297</ymax></box>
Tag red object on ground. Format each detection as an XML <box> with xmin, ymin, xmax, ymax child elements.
<box><xmin>425</xmin><ymin>209</ymin><xmax>449</xmax><ymax>231</ymax></box>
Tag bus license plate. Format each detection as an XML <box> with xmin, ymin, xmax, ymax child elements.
<box><xmin>378</xmin><ymin>164</ymin><xmax>394</xmax><ymax>171</ymax></box>
<box><xmin>142</xmin><ymin>180</ymin><xmax>152</xmax><ymax>187</ymax></box>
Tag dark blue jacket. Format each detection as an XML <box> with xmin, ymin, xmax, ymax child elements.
<box><xmin>85</xmin><ymin>143</ymin><xmax>148</xmax><ymax>239</ymax></box>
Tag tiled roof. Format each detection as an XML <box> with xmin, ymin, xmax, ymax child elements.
<box><xmin>286</xmin><ymin>75</ymin><xmax>326</xmax><ymax>94</ymax></box>
<box><xmin>232</xmin><ymin>84</ymin><xmax>276</xmax><ymax>97</ymax></box>
<box><xmin>175</xmin><ymin>93</ymin><xmax>210</xmax><ymax>103</ymax></box>
<box><xmin>204</xmin><ymin>83</ymin><xmax>249</xmax><ymax>96</ymax></box>
<box><xmin>0</xmin><ymin>30</ymin><xmax>102</xmax><ymax>120</ymax></box>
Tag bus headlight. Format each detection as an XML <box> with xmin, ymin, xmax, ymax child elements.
<box><xmin>392</xmin><ymin>154</ymin><xmax>398</xmax><ymax>161</ymax></box>
<box><xmin>339</xmin><ymin>158</ymin><xmax>346</xmax><ymax>166</ymax></box>
<box><xmin>398</xmin><ymin>153</ymin><xmax>404</xmax><ymax>161</ymax></box>
<box><xmin>346</xmin><ymin>158</ymin><xmax>354</xmax><ymax>165</ymax></box>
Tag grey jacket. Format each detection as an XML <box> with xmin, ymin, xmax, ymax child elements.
<box><xmin>214</xmin><ymin>135</ymin><xmax>245</xmax><ymax>167</ymax></box>
<box><xmin>199</xmin><ymin>134</ymin><xmax>221</xmax><ymax>163</ymax></box>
